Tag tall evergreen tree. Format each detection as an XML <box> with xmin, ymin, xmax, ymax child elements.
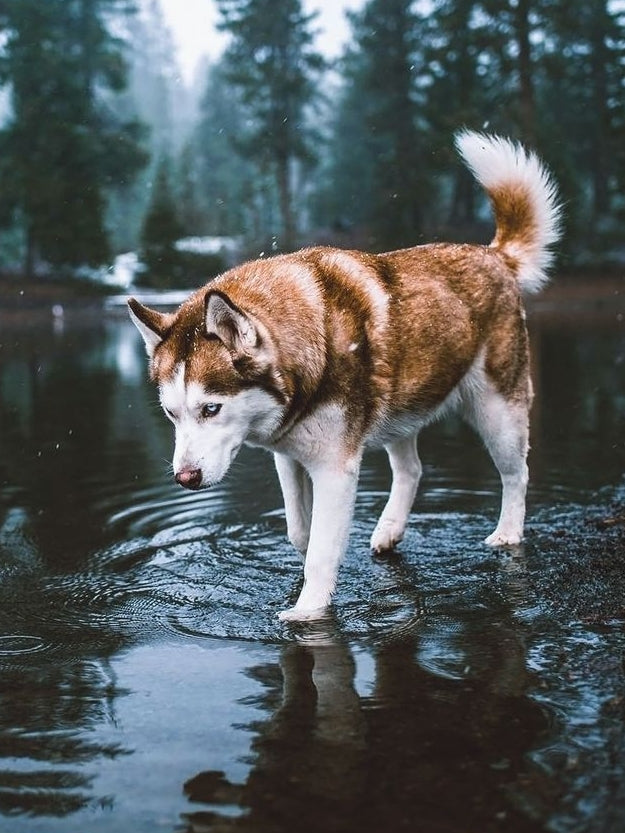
<box><xmin>320</xmin><ymin>0</ymin><xmax>427</xmax><ymax>250</ymax></box>
<box><xmin>477</xmin><ymin>0</ymin><xmax>547</xmax><ymax>142</ymax></box>
<box><xmin>544</xmin><ymin>0</ymin><xmax>625</xmax><ymax>231</ymax></box>
<box><xmin>177</xmin><ymin>140</ymin><xmax>206</xmax><ymax>237</ymax></box>
<box><xmin>311</xmin><ymin>46</ymin><xmax>377</xmax><ymax>237</ymax></box>
<box><xmin>193</xmin><ymin>61</ymin><xmax>256</xmax><ymax>238</ymax></box>
<box><xmin>140</xmin><ymin>157</ymin><xmax>184</xmax><ymax>286</ymax></box>
<box><xmin>123</xmin><ymin>0</ymin><xmax>180</xmax><ymax>152</ymax></box>
<box><xmin>0</xmin><ymin>0</ymin><xmax>147</xmax><ymax>274</ymax></box>
<box><xmin>106</xmin><ymin>0</ymin><xmax>189</xmax><ymax>253</ymax></box>
<box><xmin>424</xmin><ymin>0</ymin><xmax>496</xmax><ymax>223</ymax></box>
<box><xmin>216</xmin><ymin>0</ymin><xmax>324</xmax><ymax>250</ymax></box>
<box><xmin>316</xmin><ymin>0</ymin><xmax>625</xmax><ymax>259</ymax></box>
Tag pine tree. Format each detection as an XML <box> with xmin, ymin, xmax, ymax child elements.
<box><xmin>216</xmin><ymin>0</ymin><xmax>324</xmax><ymax>250</ymax></box>
<box><xmin>105</xmin><ymin>0</ymin><xmax>187</xmax><ymax>253</ymax></box>
<box><xmin>193</xmin><ymin>61</ymin><xmax>256</xmax><ymax>238</ymax></box>
<box><xmin>0</xmin><ymin>0</ymin><xmax>148</xmax><ymax>275</ymax></box>
<box><xmin>423</xmin><ymin>0</ymin><xmax>489</xmax><ymax>223</ymax></box>
<box><xmin>312</xmin><ymin>38</ymin><xmax>377</xmax><ymax>239</ymax></box>
<box><xmin>545</xmin><ymin>0</ymin><xmax>625</xmax><ymax>231</ymax></box>
<box><xmin>140</xmin><ymin>157</ymin><xmax>185</xmax><ymax>286</ymax></box>
<box><xmin>177</xmin><ymin>140</ymin><xmax>206</xmax><ymax>237</ymax></box>
<box><xmin>320</xmin><ymin>0</ymin><xmax>427</xmax><ymax>250</ymax></box>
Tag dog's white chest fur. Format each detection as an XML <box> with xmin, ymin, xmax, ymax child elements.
<box><xmin>128</xmin><ymin>130</ymin><xmax>561</xmax><ymax>621</ymax></box>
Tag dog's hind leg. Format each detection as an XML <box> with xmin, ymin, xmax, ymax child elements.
<box><xmin>463</xmin><ymin>386</ymin><xmax>530</xmax><ymax>546</ymax></box>
<box><xmin>370</xmin><ymin>434</ymin><xmax>422</xmax><ymax>553</ymax></box>
<box><xmin>274</xmin><ymin>453</ymin><xmax>313</xmax><ymax>556</ymax></box>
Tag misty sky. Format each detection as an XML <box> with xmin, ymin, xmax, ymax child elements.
<box><xmin>158</xmin><ymin>0</ymin><xmax>364</xmax><ymax>83</ymax></box>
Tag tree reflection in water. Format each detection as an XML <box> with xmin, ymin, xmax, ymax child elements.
<box><xmin>0</xmin><ymin>650</ymin><xmax>128</xmax><ymax>816</ymax></box>
<box><xmin>0</xmin><ymin>313</ymin><xmax>624</xmax><ymax>830</ymax></box>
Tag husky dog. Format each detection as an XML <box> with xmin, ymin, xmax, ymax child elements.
<box><xmin>129</xmin><ymin>131</ymin><xmax>560</xmax><ymax>621</ymax></box>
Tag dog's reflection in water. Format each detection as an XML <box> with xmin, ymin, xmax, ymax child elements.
<box><xmin>180</xmin><ymin>592</ymin><xmax>548</xmax><ymax>833</ymax></box>
<box><xmin>183</xmin><ymin>618</ymin><xmax>366</xmax><ymax>832</ymax></box>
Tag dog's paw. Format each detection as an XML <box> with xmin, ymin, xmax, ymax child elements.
<box><xmin>484</xmin><ymin>529</ymin><xmax>523</xmax><ymax>547</ymax></box>
<box><xmin>278</xmin><ymin>604</ymin><xmax>329</xmax><ymax>623</ymax></box>
<box><xmin>370</xmin><ymin>518</ymin><xmax>405</xmax><ymax>554</ymax></box>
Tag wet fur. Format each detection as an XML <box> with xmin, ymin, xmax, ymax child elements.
<box><xmin>129</xmin><ymin>131</ymin><xmax>561</xmax><ymax>621</ymax></box>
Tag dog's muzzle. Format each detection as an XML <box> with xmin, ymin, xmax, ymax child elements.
<box><xmin>175</xmin><ymin>468</ymin><xmax>203</xmax><ymax>490</ymax></box>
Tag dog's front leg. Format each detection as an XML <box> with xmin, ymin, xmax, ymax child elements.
<box><xmin>274</xmin><ymin>453</ymin><xmax>312</xmax><ymax>555</ymax></box>
<box><xmin>279</xmin><ymin>456</ymin><xmax>361</xmax><ymax>622</ymax></box>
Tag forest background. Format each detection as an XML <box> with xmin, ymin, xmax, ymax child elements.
<box><xmin>0</xmin><ymin>0</ymin><xmax>623</xmax><ymax>287</ymax></box>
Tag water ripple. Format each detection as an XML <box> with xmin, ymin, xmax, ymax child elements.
<box><xmin>3</xmin><ymin>454</ymin><xmax>600</xmax><ymax>656</ymax></box>
<box><xmin>0</xmin><ymin>635</ymin><xmax>47</xmax><ymax>655</ymax></box>
<box><xmin>26</xmin><ymin>483</ymin><xmax>467</xmax><ymax>646</ymax></box>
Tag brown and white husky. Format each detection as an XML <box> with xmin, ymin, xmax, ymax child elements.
<box><xmin>129</xmin><ymin>131</ymin><xmax>561</xmax><ymax>621</ymax></box>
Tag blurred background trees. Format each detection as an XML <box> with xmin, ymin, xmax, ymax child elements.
<box><xmin>216</xmin><ymin>0</ymin><xmax>325</xmax><ymax>251</ymax></box>
<box><xmin>313</xmin><ymin>0</ymin><xmax>428</xmax><ymax>251</ymax></box>
<box><xmin>0</xmin><ymin>0</ymin><xmax>624</xmax><ymax>282</ymax></box>
<box><xmin>0</xmin><ymin>0</ymin><xmax>149</xmax><ymax>274</ymax></box>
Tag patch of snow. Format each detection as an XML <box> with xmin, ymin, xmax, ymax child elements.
<box><xmin>175</xmin><ymin>235</ymin><xmax>240</xmax><ymax>259</ymax></box>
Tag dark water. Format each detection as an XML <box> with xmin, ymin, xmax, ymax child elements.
<box><xmin>1</xmin><ymin>299</ymin><xmax>625</xmax><ymax>832</ymax></box>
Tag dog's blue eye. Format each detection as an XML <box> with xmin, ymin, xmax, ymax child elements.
<box><xmin>201</xmin><ymin>403</ymin><xmax>222</xmax><ymax>419</ymax></box>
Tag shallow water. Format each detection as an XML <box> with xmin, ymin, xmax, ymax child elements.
<box><xmin>1</xmin><ymin>303</ymin><xmax>625</xmax><ymax>831</ymax></box>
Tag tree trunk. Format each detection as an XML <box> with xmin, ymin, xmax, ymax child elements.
<box><xmin>450</xmin><ymin>167</ymin><xmax>476</xmax><ymax>225</ymax></box>
<box><xmin>589</xmin><ymin>0</ymin><xmax>610</xmax><ymax>222</ymax></box>
<box><xmin>24</xmin><ymin>224</ymin><xmax>36</xmax><ymax>279</ymax></box>
<box><xmin>276</xmin><ymin>156</ymin><xmax>296</xmax><ymax>251</ymax></box>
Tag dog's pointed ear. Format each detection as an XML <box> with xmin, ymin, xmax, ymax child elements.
<box><xmin>205</xmin><ymin>291</ymin><xmax>259</xmax><ymax>353</ymax></box>
<box><xmin>128</xmin><ymin>298</ymin><xmax>171</xmax><ymax>357</ymax></box>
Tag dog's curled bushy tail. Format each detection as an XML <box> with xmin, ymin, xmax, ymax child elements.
<box><xmin>455</xmin><ymin>130</ymin><xmax>561</xmax><ymax>293</ymax></box>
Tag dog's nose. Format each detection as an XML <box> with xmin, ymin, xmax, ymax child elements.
<box><xmin>175</xmin><ymin>468</ymin><xmax>203</xmax><ymax>490</ymax></box>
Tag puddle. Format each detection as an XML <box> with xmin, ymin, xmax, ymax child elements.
<box><xmin>0</xmin><ymin>312</ymin><xmax>625</xmax><ymax>831</ymax></box>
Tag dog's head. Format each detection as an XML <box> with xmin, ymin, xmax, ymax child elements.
<box><xmin>128</xmin><ymin>291</ymin><xmax>287</xmax><ymax>490</ymax></box>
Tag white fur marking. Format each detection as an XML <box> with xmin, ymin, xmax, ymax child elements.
<box><xmin>159</xmin><ymin>363</ymin><xmax>186</xmax><ymax>418</ymax></box>
<box><xmin>128</xmin><ymin>304</ymin><xmax>163</xmax><ymax>356</ymax></box>
<box><xmin>279</xmin><ymin>455</ymin><xmax>361</xmax><ymax>621</ymax></box>
<box><xmin>160</xmin><ymin>366</ymin><xmax>283</xmax><ymax>486</ymax></box>
<box><xmin>455</xmin><ymin>130</ymin><xmax>561</xmax><ymax>293</ymax></box>
<box><xmin>274</xmin><ymin>453</ymin><xmax>312</xmax><ymax>556</ymax></box>
<box><xmin>370</xmin><ymin>435</ymin><xmax>422</xmax><ymax>553</ymax></box>
<box><xmin>323</xmin><ymin>250</ymin><xmax>389</xmax><ymax>326</ymax></box>
<box><xmin>459</xmin><ymin>353</ymin><xmax>529</xmax><ymax>545</ymax></box>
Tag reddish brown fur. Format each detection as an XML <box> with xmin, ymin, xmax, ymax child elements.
<box><xmin>490</xmin><ymin>185</ymin><xmax>538</xmax><ymax>270</ymax></box>
<box><xmin>382</xmin><ymin>243</ymin><xmax>530</xmax><ymax>409</ymax></box>
<box><xmin>127</xmin><ymin>131</ymin><xmax>561</xmax><ymax>617</ymax></box>
<box><xmin>133</xmin><ymin>240</ymin><xmax>530</xmax><ymax>453</ymax></box>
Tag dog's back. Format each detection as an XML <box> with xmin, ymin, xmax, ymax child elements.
<box><xmin>129</xmin><ymin>130</ymin><xmax>561</xmax><ymax>620</ymax></box>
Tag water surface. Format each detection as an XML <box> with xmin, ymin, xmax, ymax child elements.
<box><xmin>1</xmin><ymin>301</ymin><xmax>625</xmax><ymax>832</ymax></box>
